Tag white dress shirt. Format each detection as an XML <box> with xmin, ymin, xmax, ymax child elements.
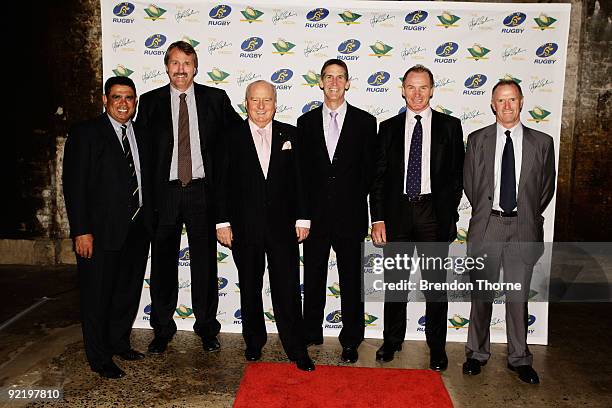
<box><xmin>169</xmin><ymin>83</ymin><xmax>205</xmax><ymax>180</ymax></box>
<box><xmin>403</xmin><ymin>107</ymin><xmax>432</xmax><ymax>195</ymax></box>
<box><xmin>108</xmin><ymin>115</ymin><xmax>142</xmax><ymax>206</ymax></box>
<box><xmin>493</xmin><ymin>123</ymin><xmax>523</xmax><ymax>212</ymax></box>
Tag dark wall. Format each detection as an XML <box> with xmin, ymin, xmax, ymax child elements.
<box><xmin>3</xmin><ymin>0</ymin><xmax>611</xmax><ymax>244</ymax></box>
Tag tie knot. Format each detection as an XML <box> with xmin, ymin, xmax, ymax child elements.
<box><xmin>415</xmin><ymin>115</ymin><xmax>422</xmax><ymax>122</ymax></box>
<box><xmin>257</xmin><ymin>128</ymin><xmax>266</xmax><ymax>137</ymax></box>
<box><xmin>505</xmin><ymin>130</ymin><xmax>511</xmax><ymax>138</ymax></box>
<box><xmin>179</xmin><ymin>93</ymin><xmax>187</xmax><ymax>101</ymax></box>
<box><xmin>330</xmin><ymin>111</ymin><xmax>338</xmax><ymax>119</ymax></box>
<box><xmin>121</xmin><ymin>124</ymin><xmax>127</xmax><ymax>135</ymax></box>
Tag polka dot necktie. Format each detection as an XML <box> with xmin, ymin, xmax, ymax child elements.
<box><xmin>405</xmin><ymin>115</ymin><xmax>422</xmax><ymax>199</ymax></box>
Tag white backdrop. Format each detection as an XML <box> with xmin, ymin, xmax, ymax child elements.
<box><xmin>101</xmin><ymin>0</ymin><xmax>570</xmax><ymax>344</ymax></box>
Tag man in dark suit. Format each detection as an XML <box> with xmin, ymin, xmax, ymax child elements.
<box><xmin>137</xmin><ymin>41</ymin><xmax>241</xmax><ymax>354</ymax></box>
<box><xmin>462</xmin><ymin>79</ymin><xmax>555</xmax><ymax>384</ymax></box>
<box><xmin>215</xmin><ymin>80</ymin><xmax>314</xmax><ymax>371</ymax></box>
<box><xmin>63</xmin><ymin>76</ymin><xmax>150</xmax><ymax>378</ymax></box>
<box><xmin>297</xmin><ymin>59</ymin><xmax>377</xmax><ymax>363</ymax></box>
<box><xmin>370</xmin><ymin>64</ymin><xmax>464</xmax><ymax>371</ymax></box>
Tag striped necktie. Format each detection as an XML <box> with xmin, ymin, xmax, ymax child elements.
<box><xmin>121</xmin><ymin>124</ymin><xmax>140</xmax><ymax>221</ymax></box>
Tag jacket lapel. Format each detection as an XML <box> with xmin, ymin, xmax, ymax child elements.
<box><xmin>101</xmin><ymin>114</ymin><xmax>128</xmax><ymax>163</ymax></box>
<box><xmin>267</xmin><ymin>121</ymin><xmax>283</xmax><ymax>182</ymax></box>
<box><xmin>393</xmin><ymin>112</ymin><xmax>407</xmax><ymax>180</ymax></box>
<box><xmin>484</xmin><ymin>124</ymin><xmax>497</xmax><ymax>198</ymax></box>
<box><xmin>518</xmin><ymin>125</ymin><xmax>535</xmax><ymax>199</ymax></box>
<box><xmin>430</xmin><ymin>110</ymin><xmax>442</xmax><ymax>179</ymax></box>
<box><xmin>194</xmin><ymin>84</ymin><xmax>209</xmax><ymax>152</ymax></box>
<box><xmin>312</xmin><ymin>106</ymin><xmax>330</xmax><ymax>165</ymax></box>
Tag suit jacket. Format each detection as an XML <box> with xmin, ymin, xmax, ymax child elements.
<box><xmin>62</xmin><ymin>114</ymin><xmax>151</xmax><ymax>250</ymax></box>
<box><xmin>463</xmin><ymin>123</ymin><xmax>556</xmax><ymax>253</ymax></box>
<box><xmin>136</xmin><ymin>83</ymin><xmax>242</xmax><ymax>222</ymax></box>
<box><xmin>370</xmin><ymin>109</ymin><xmax>464</xmax><ymax>241</ymax></box>
<box><xmin>297</xmin><ymin>103</ymin><xmax>377</xmax><ymax>239</ymax></box>
<box><xmin>215</xmin><ymin>120</ymin><xmax>307</xmax><ymax>244</ymax></box>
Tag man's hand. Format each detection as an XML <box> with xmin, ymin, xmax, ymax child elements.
<box><xmin>216</xmin><ymin>226</ymin><xmax>233</xmax><ymax>248</ymax></box>
<box><xmin>371</xmin><ymin>222</ymin><xmax>387</xmax><ymax>245</ymax></box>
<box><xmin>74</xmin><ymin>234</ymin><xmax>94</xmax><ymax>258</ymax></box>
<box><xmin>296</xmin><ymin>227</ymin><xmax>309</xmax><ymax>243</ymax></box>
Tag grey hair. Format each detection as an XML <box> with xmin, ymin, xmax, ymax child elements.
<box><xmin>245</xmin><ymin>80</ymin><xmax>277</xmax><ymax>102</ymax></box>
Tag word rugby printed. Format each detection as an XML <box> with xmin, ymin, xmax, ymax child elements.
<box><xmin>101</xmin><ymin>0</ymin><xmax>570</xmax><ymax>345</ymax></box>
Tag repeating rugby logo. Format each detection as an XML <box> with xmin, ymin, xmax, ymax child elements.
<box><xmin>536</xmin><ymin>42</ymin><xmax>558</xmax><ymax>58</ymax></box>
<box><xmin>113</xmin><ymin>2</ymin><xmax>135</xmax><ymax>17</ymax></box>
<box><xmin>272</xmin><ymin>39</ymin><xmax>296</xmax><ymax>55</ymax></box>
<box><xmin>436</xmin><ymin>42</ymin><xmax>459</xmax><ymax>57</ymax></box>
<box><xmin>240</xmin><ymin>6</ymin><xmax>263</xmax><ymax>23</ymax></box>
<box><xmin>367</xmin><ymin>71</ymin><xmax>390</xmax><ymax>86</ymax></box>
<box><xmin>534</xmin><ymin>13</ymin><xmax>557</xmax><ymax>30</ymax></box>
<box><xmin>241</xmin><ymin>37</ymin><xmax>264</xmax><ymax>52</ymax></box>
<box><xmin>326</xmin><ymin>310</ymin><xmax>343</xmax><ymax>323</ymax></box>
<box><xmin>463</xmin><ymin>74</ymin><xmax>487</xmax><ymax>95</ymax></box>
<box><xmin>405</xmin><ymin>10</ymin><xmax>428</xmax><ymax>24</ymax></box>
<box><xmin>217</xmin><ymin>277</ymin><xmax>228</xmax><ymax>290</ymax></box>
<box><xmin>302</xmin><ymin>101</ymin><xmax>323</xmax><ymax>113</ymax></box>
<box><xmin>338</xmin><ymin>39</ymin><xmax>361</xmax><ymax>54</ymax></box>
<box><xmin>338</xmin><ymin>10</ymin><xmax>361</xmax><ymax>25</ymax></box>
<box><xmin>437</xmin><ymin>11</ymin><xmax>460</xmax><ymax>28</ymax></box>
<box><xmin>307</xmin><ymin>8</ymin><xmax>329</xmax><ymax>21</ymax></box>
<box><xmin>144</xmin><ymin>4</ymin><xmax>166</xmax><ymax>21</ymax></box>
<box><xmin>209</xmin><ymin>4</ymin><xmax>231</xmax><ymax>19</ymax></box>
<box><xmin>144</xmin><ymin>34</ymin><xmax>166</xmax><ymax>49</ymax></box>
<box><xmin>503</xmin><ymin>12</ymin><xmax>526</xmax><ymax>27</ymax></box>
<box><xmin>271</xmin><ymin>69</ymin><xmax>293</xmax><ymax>84</ymax></box>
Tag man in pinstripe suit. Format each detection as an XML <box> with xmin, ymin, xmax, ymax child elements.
<box><xmin>462</xmin><ymin>79</ymin><xmax>556</xmax><ymax>384</ymax></box>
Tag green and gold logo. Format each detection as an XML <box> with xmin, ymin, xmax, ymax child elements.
<box><xmin>302</xmin><ymin>70</ymin><xmax>321</xmax><ymax>87</ymax></box>
<box><xmin>264</xmin><ymin>309</ymin><xmax>275</xmax><ymax>322</ymax></box>
<box><xmin>112</xmin><ymin>64</ymin><xmax>133</xmax><ymax>77</ymax></box>
<box><xmin>338</xmin><ymin>10</ymin><xmax>361</xmax><ymax>25</ymax></box>
<box><xmin>528</xmin><ymin>106</ymin><xmax>551</xmax><ymax>123</ymax></box>
<box><xmin>217</xmin><ymin>251</ymin><xmax>229</xmax><ymax>263</ymax></box>
<box><xmin>240</xmin><ymin>6</ymin><xmax>263</xmax><ymax>23</ymax></box>
<box><xmin>369</xmin><ymin>41</ymin><xmax>393</xmax><ymax>58</ymax></box>
<box><xmin>437</xmin><ymin>12</ymin><xmax>460</xmax><ymax>28</ymax></box>
<box><xmin>364</xmin><ymin>313</ymin><xmax>378</xmax><ymax>326</ymax></box>
<box><xmin>181</xmin><ymin>36</ymin><xmax>200</xmax><ymax>49</ymax></box>
<box><xmin>499</xmin><ymin>74</ymin><xmax>522</xmax><ymax>84</ymax></box>
<box><xmin>434</xmin><ymin>105</ymin><xmax>453</xmax><ymax>116</ymax></box>
<box><xmin>272</xmin><ymin>39</ymin><xmax>296</xmax><ymax>55</ymax></box>
<box><xmin>207</xmin><ymin>68</ymin><xmax>230</xmax><ymax>85</ymax></box>
<box><xmin>327</xmin><ymin>282</ymin><xmax>341</xmax><ymax>298</ymax></box>
<box><xmin>467</xmin><ymin>44</ymin><xmax>490</xmax><ymax>61</ymax></box>
<box><xmin>456</xmin><ymin>227</ymin><xmax>468</xmax><ymax>243</ymax></box>
<box><xmin>237</xmin><ymin>103</ymin><xmax>247</xmax><ymax>116</ymax></box>
<box><xmin>144</xmin><ymin>4</ymin><xmax>166</xmax><ymax>21</ymax></box>
<box><xmin>448</xmin><ymin>314</ymin><xmax>469</xmax><ymax>329</ymax></box>
<box><xmin>175</xmin><ymin>304</ymin><xmax>194</xmax><ymax>318</ymax></box>
<box><xmin>533</xmin><ymin>13</ymin><xmax>557</xmax><ymax>30</ymax></box>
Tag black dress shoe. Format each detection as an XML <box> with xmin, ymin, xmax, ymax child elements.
<box><xmin>429</xmin><ymin>351</ymin><xmax>448</xmax><ymax>371</ymax></box>
<box><xmin>245</xmin><ymin>348</ymin><xmax>262</xmax><ymax>361</ymax></box>
<box><xmin>93</xmin><ymin>361</ymin><xmax>125</xmax><ymax>379</ymax></box>
<box><xmin>341</xmin><ymin>347</ymin><xmax>359</xmax><ymax>363</ymax></box>
<box><xmin>306</xmin><ymin>339</ymin><xmax>323</xmax><ymax>347</ymax></box>
<box><xmin>202</xmin><ymin>337</ymin><xmax>221</xmax><ymax>352</ymax></box>
<box><xmin>148</xmin><ymin>336</ymin><xmax>170</xmax><ymax>354</ymax></box>
<box><xmin>295</xmin><ymin>356</ymin><xmax>315</xmax><ymax>372</ymax></box>
<box><xmin>376</xmin><ymin>343</ymin><xmax>402</xmax><ymax>362</ymax></box>
<box><xmin>462</xmin><ymin>358</ymin><xmax>486</xmax><ymax>375</ymax></box>
<box><xmin>508</xmin><ymin>364</ymin><xmax>540</xmax><ymax>384</ymax></box>
<box><xmin>116</xmin><ymin>348</ymin><xmax>145</xmax><ymax>361</ymax></box>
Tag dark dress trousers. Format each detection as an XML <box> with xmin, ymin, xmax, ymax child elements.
<box><xmin>215</xmin><ymin>120</ymin><xmax>308</xmax><ymax>360</ymax></box>
<box><xmin>137</xmin><ymin>83</ymin><xmax>241</xmax><ymax>340</ymax></box>
<box><xmin>297</xmin><ymin>103</ymin><xmax>377</xmax><ymax>348</ymax></box>
<box><xmin>63</xmin><ymin>114</ymin><xmax>151</xmax><ymax>371</ymax></box>
<box><xmin>370</xmin><ymin>109</ymin><xmax>464</xmax><ymax>352</ymax></box>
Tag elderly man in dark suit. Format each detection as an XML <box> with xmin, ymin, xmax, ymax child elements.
<box><xmin>63</xmin><ymin>76</ymin><xmax>150</xmax><ymax>378</ymax></box>
<box><xmin>215</xmin><ymin>80</ymin><xmax>314</xmax><ymax>371</ymax></box>
<box><xmin>462</xmin><ymin>79</ymin><xmax>555</xmax><ymax>384</ymax></box>
<box><xmin>297</xmin><ymin>59</ymin><xmax>377</xmax><ymax>364</ymax></box>
<box><xmin>137</xmin><ymin>41</ymin><xmax>241</xmax><ymax>354</ymax></box>
<box><xmin>370</xmin><ymin>64</ymin><xmax>464</xmax><ymax>371</ymax></box>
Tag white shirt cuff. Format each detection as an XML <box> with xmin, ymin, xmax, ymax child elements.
<box><xmin>216</xmin><ymin>222</ymin><xmax>231</xmax><ymax>229</ymax></box>
<box><xmin>296</xmin><ymin>219</ymin><xmax>311</xmax><ymax>228</ymax></box>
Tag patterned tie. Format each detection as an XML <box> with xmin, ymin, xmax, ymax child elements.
<box><xmin>178</xmin><ymin>93</ymin><xmax>192</xmax><ymax>185</ymax></box>
<box><xmin>405</xmin><ymin>114</ymin><xmax>422</xmax><ymax>198</ymax></box>
<box><xmin>500</xmin><ymin>129</ymin><xmax>517</xmax><ymax>213</ymax></box>
<box><xmin>121</xmin><ymin>124</ymin><xmax>140</xmax><ymax>221</ymax></box>
<box><xmin>256</xmin><ymin>127</ymin><xmax>271</xmax><ymax>178</ymax></box>
<box><xmin>327</xmin><ymin>111</ymin><xmax>340</xmax><ymax>161</ymax></box>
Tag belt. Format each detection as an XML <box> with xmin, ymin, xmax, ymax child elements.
<box><xmin>403</xmin><ymin>193</ymin><xmax>432</xmax><ymax>203</ymax></box>
<box><xmin>168</xmin><ymin>178</ymin><xmax>205</xmax><ymax>187</ymax></box>
<box><xmin>491</xmin><ymin>209</ymin><xmax>517</xmax><ymax>217</ymax></box>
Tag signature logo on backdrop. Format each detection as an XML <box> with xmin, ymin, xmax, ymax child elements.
<box><xmin>144</xmin><ymin>4</ymin><xmax>166</xmax><ymax>21</ymax></box>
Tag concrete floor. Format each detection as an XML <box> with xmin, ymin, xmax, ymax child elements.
<box><xmin>0</xmin><ymin>265</ymin><xmax>610</xmax><ymax>407</ymax></box>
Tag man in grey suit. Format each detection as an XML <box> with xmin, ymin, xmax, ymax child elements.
<box><xmin>462</xmin><ymin>79</ymin><xmax>556</xmax><ymax>384</ymax></box>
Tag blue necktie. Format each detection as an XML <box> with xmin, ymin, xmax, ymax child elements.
<box><xmin>405</xmin><ymin>115</ymin><xmax>422</xmax><ymax>198</ymax></box>
<box><xmin>500</xmin><ymin>129</ymin><xmax>517</xmax><ymax>213</ymax></box>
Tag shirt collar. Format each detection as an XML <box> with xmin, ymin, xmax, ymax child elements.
<box><xmin>170</xmin><ymin>83</ymin><xmax>195</xmax><ymax>98</ymax></box>
<box><xmin>248</xmin><ymin>119</ymin><xmax>272</xmax><ymax>135</ymax></box>
<box><xmin>107</xmin><ymin>114</ymin><xmax>131</xmax><ymax>132</ymax></box>
<box><xmin>323</xmin><ymin>100</ymin><xmax>347</xmax><ymax>116</ymax></box>
<box><xmin>406</xmin><ymin>106</ymin><xmax>431</xmax><ymax>122</ymax></box>
<box><xmin>496</xmin><ymin>122</ymin><xmax>521</xmax><ymax>138</ymax></box>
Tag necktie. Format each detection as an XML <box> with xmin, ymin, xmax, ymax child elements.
<box><xmin>178</xmin><ymin>93</ymin><xmax>192</xmax><ymax>185</ymax></box>
<box><xmin>500</xmin><ymin>129</ymin><xmax>517</xmax><ymax>213</ymax></box>
<box><xmin>256</xmin><ymin>128</ymin><xmax>271</xmax><ymax>178</ymax></box>
<box><xmin>405</xmin><ymin>114</ymin><xmax>422</xmax><ymax>198</ymax></box>
<box><xmin>327</xmin><ymin>111</ymin><xmax>340</xmax><ymax>161</ymax></box>
<box><xmin>121</xmin><ymin>124</ymin><xmax>140</xmax><ymax>221</ymax></box>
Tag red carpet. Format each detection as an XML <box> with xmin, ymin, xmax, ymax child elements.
<box><xmin>234</xmin><ymin>362</ymin><xmax>453</xmax><ymax>408</ymax></box>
